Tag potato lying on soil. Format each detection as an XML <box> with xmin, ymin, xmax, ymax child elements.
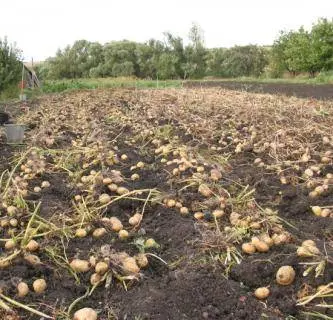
<box><xmin>33</xmin><ymin>279</ymin><xmax>47</xmax><ymax>293</ymax></box>
<box><xmin>70</xmin><ymin>259</ymin><xmax>90</xmax><ymax>273</ymax></box>
<box><xmin>276</xmin><ymin>266</ymin><xmax>296</xmax><ymax>285</ymax></box>
<box><xmin>17</xmin><ymin>282</ymin><xmax>29</xmax><ymax>297</ymax></box>
<box><xmin>254</xmin><ymin>287</ymin><xmax>270</xmax><ymax>299</ymax></box>
<box><xmin>73</xmin><ymin>308</ymin><xmax>98</xmax><ymax>320</ymax></box>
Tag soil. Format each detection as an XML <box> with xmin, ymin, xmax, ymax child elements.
<box><xmin>0</xmin><ymin>88</ymin><xmax>332</xmax><ymax>320</ymax></box>
<box><xmin>185</xmin><ymin>81</ymin><xmax>333</xmax><ymax>100</ymax></box>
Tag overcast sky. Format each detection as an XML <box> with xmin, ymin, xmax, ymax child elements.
<box><xmin>1</xmin><ymin>0</ymin><xmax>332</xmax><ymax>61</ymax></box>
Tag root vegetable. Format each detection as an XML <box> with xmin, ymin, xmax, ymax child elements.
<box><xmin>297</xmin><ymin>246</ymin><xmax>313</xmax><ymax>257</ymax></box>
<box><xmin>251</xmin><ymin>237</ymin><xmax>269</xmax><ymax>252</ymax></box>
<box><xmin>241</xmin><ymin>242</ymin><xmax>256</xmax><ymax>254</ymax></box>
<box><xmin>136</xmin><ymin>161</ymin><xmax>145</xmax><ymax>169</ymax></box>
<box><xmin>5</xmin><ymin>240</ymin><xmax>15</xmax><ymax>250</ymax></box>
<box><xmin>131</xmin><ymin>173</ymin><xmax>140</xmax><ymax>181</ymax></box>
<box><xmin>41</xmin><ymin>181</ymin><xmax>50</xmax><ymax>188</ymax></box>
<box><xmin>17</xmin><ymin>282</ymin><xmax>29</xmax><ymax>297</ymax></box>
<box><xmin>145</xmin><ymin>238</ymin><xmax>158</xmax><ymax>248</ymax></box>
<box><xmin>95</xmin><ymin>261</ymin><xmax>109</xmax><ymax>275</ymax></box>
<box><xmin>33</xmin><ymin>279</ymin><xmax>47</xmax><ymax>293</ymax></box>
<box><xmin>321</xmin><ymin>208</ymin><xmax>331</xmax><ymax>217</ymax></box>
<box><xmin>75</xmin><ymin>228</ymin><xmax>87</xmax><ymax>238</ymax></box>
<box><xmin>302</xmin><ymin>240</ymin><xmax>316</xmax><ymax>248</ymax></box>
<box><xmin>118</xmin><ymin>229</ymin><xmax>129</xmax><ymax>240</ymax></box>
<box><xmin>92</xmin><ymin>228</ymin><xmax>106</xmax><ymax>238</ymax></box>
<box><xmin>260</xmin><ymin>234</ymin><xmax>274</xmax><ymax>247</ymax></box>
<box><xmin>276</xmin><ymin>266</ymin><xmax>295</xmax><ymax>286</ymax></box>
<box><xmin>194</xmin><ymin>212</ymin><xmax>204</xmax><ymax>220</ymax></box>
<box><xmin>90</xmin><ymin>273</ymin><xmax>102</xmax><ymax>286</ymax></box>
<box><xmin>116</xmin><ymin>187</ymin><xmax>129</xmax><ymax>195</ymax></box>
<box><xmin>73</xmin><ymin>308</ymin><xmax>98</xmax><ymax>320</ymax></box>
<box><xmin>254</xmin><ymin>287</ymin><xmax>270</xmax><ymax>299</ymax></box>
<box><xmin>129</xmin><ymin>213</ymin><xmax>142</xmax><ymax>226</ymax></box>
<box><xmin>121</xmin><ymin>154</ymin><xmax>128</xmax><ymax>160</ymax></box>
<box><xmin>135</xmin><ymin>253</ymin><xmax>148</xmax><ymax>268</ymax></box>
<box><xmin>180</xmin><ymin>207</ymin><xmax>189</xmax><ymax>215</ymax></box>
<box><xmin>7</xmin><ymin>206</ymin><xmax>17</xmax><ymax>215</ymax></box>
<box><xmin>102</xmin><ymin>178</ymin><xmax>112</xmax><ymax>185</ymax></box>
<box><xmin>9</xmin><ymin>218</ymin><xmax>18</xmax><ymax>227</ymax></box>
<box><xmin>166</xmin><ymin>199</ymin><xmax>176</xmax><ymax>208</ymax></box>
<box><xmin>210</xmin><ymin>169</ymin><xmax>222</xmax><ymax>181</ymax></box>
<box><xmin>24</xmin><ymin>254</ymin><xmax>41</xmax><ymax>265</ymax></box>
<box><xmin>311</xmin><ymin>206</ymin><xmax>322</xmax><ymax>216</ymax></box>
<box><xmin>108</xmin><ymin>184</ymin><xmax>118</xmax><ymax>192</ymax></box>
<box><xmin>25</xmin><ymin>240</ymin><xmax>39</xmax><ymax>252</ymax></box>
<box><xmin>89</xmin><ymin>256</ymin><xmax>97</xmax><ymax>267</ymax></box>
<box><xmin>109</xmin><ymin>217</ymin><xmax>123</xmax><ymax>231</ymax></box>
<box><xmin>99</xmin><ymin>194</ymin><xmax>111</xmax><ymax>204</ymax></box>
<box><xmin>34</xmin><ymin>186</ymin><xmax>42</xmax><ymax>193</ymax></box>
<box><xmin>70</xmin><ymin>259</ymin><xmax>90</xmax><ymax>273</ymax></box>
<box><xmin>122</xmin><ymin>257</ymin><xmax>140</xmax><ymax>274</ymax></box>
<box><xmin>212</xmin><ymin>210</ymin><xmax>224</xmax><ymax>218</ymax></box>
<box><xmin>198</xmin><ymin>184</ymin><xmax>212</xmax><ymax>197</ymax></box>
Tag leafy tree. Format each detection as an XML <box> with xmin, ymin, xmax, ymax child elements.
<box><xmin>0</xmin><ymin>37</ymin><xmax>22</xmax><ymax>91</ymax></box>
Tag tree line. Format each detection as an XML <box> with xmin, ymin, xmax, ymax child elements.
<box><xmin>1</xmin><ymin>18</ymin><xmax>333</xmax><ymax>91</ymax></box>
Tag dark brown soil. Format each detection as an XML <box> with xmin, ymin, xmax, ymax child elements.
<box><xmin>185</xmin><ymin>81</ymin><xmax>333</xmax><ymax>100</ymax></box>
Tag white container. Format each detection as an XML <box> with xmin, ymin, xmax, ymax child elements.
<box><xmin>4</xmin><ymin>124</ymin><xmax>25</xmax><ymax>144</ymax></box>
<box><xmin>19</xmin><ymin>94</ymin><xmax>27</xmax><ymax>101</ymax></box>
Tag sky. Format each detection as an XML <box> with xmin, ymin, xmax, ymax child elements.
<box><xmin>1</xmin><ymin>0</ymin><xmax>333</xmax><ymax>61</ymax></box>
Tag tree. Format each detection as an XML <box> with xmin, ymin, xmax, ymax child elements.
<box><xmin>0</xmin><ymin>37</ymin><xmax>22</xmax><ymax>91</ymax></box>
<box><xmin>185</xmin><ymin>23</ymin><xmax>207</xmax><ymax>78</ymax></box>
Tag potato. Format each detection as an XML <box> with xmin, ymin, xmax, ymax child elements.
<box><xmin>121</xmin><ymin>154</ymin><xmax>128</xmax><ymax>161</ymax></box>
<box><xmin>136</xmin><ymin>161</ymin><xmax>145</xmax><ymax>168</ymax></box>
<box><xmin>6</xmin><ymin>206</ymin><xmax>17</xmax><ymax>215</ymax></box>
<box><xmin>89</xmin><ymin>256</ymin><xmax>97</xmax><ymax>267</ymax></box>
<box><xmin>116</xmin><ymin>187</ymin><xmax>129</xmax><ymax>195</ymax></box>
<box><xmin>254</xmin><ymin>287</ymin><xmax>270</xmax><ymax>300</ymax></box>
<box><xmin>109</xmin><ymin>217</ymin><xmax>123</xmax><ymax>232</ymax></box>
<box><xmin>297</xmin><ymin>246</ymin><xmax>313</xmax><ymax>257</ymax></box>
<box><xmin>212</xmin><ymin>210</ymin><xmax>224</xmax><ymax>218</ymax></box>
<box><xmin>4</xmin><ymin>240</ymin><xmax>15</xmax><ymax>250</ymax></box>
<box><xmin>70</xmin><ymin>259</ymin><xmax>90</xmax><ymax>273</ymax></box>
<box><xmin>311</xmin><ymin>206</ymin><xmax>322</xmax><ymax>216</ymax></box>
<box><xmin>33</xmin><ymin>279</ymin><xmax>47</xmax><ymax>293</ymax></box>
<box><xmin>75</xmin><ymin>228</ymin><xmax>87</xmax><ymax>238</ymax></box>
<box><xmin>180</xmin><ymin>207</ymin><xmax>189</xmax><ymax>215</ymax></box>
<box><xmin>95</xmin><ymin>261</ymin><xmax>109</xmax><ymax>275</ymax></box>
<box><xmin>241</xmin><ymin>242</ymin><xmax>256</xmax><ymax>254</ymax></box>
<box><xmin>129</xmin><ymin>213</ymin><xmax>142</xmax><ymax>226</ymax></box>
<box><xmin>73</xmin><ymin>308</ymin><xmax>98</xmax><ymax>320</ymax></box>
<box><xmin>131</xmin><ymin>173</ymin><xmax>140</xmax><ymax>181</ymax></box>
<box><xmin>41</xmin><ymin>181</ymin><xmax>50</xmax><ymax>188</ymax></box>
<box><xmin>166</xmin><ymin>199</ymin><xmax>176</xmax><ymax>208</ymax></box>
<box><xmin>210</xmin><ymin>169</ymin><xmax>222</xmax><ymax>181</ymax></box>
<box><xmin>99</xmin><ymin>194</ymin><xmax>111</xmax><ymax>204</ymax></box>
<box><xmin>90</xmin><ymin>273</ymin><xmax>102</xmax><ymax>286</ymax></box>
<box><xmin>301</xmin><ymin>240</ymin><xmax>315</xmax><ymax>248</ymax></box>
<box><xmin>135</xmin><ymin>253</ymin><xmax>148</xmax><ymax>268</ymax></box>
<box><xmin>24</xmin><ymin>254</ymin><xmax>41</xmax><ymax>265</ymax></box>
<box><xmin>34</xmin><ymin>186</ymin><xmax>42</xmax><ymax>193</ymax></box>
<box><xmin>17</xmin><ymin>282</ymin><xmax>29</xmax><ymax>297</ymax></box>
<box><xmin>122</xmin><ymin>257</ymin><xmax>140</xmax><ymax>274</ymax></box>
<box><xmin>9</xmin><ymin>218</ymin><xmax>18</xmax><ymax>227</ymax></box>
<box><xmin>260</xmin><ymin>234</ymin><xmax>274</xmax><ymax>247</ymax></box>
<box><xmin>145</xmin><ymin>238</ymin><xmax>158</xmax><ymax>248</ymax></box>
<box><xmin>276</xmin><ymin>266</ymin><xmax>296</xmax><ymax>285</ymax></box>
<box><xmin>254</xmin><ymin>287</ymin><xmax>270</xmax><ymax>299</ymax></box>
<box><xmin>194</xmin><ymin>212</ymin><xmax>204</xmax><ymax>220</ymax></box>
<box><xmin>92</xmin><ymin>228</ymin><xmax>106</xmax><ymax>238</ymax></box>
<box><xmin>25</xmin><ymin>239</ymin><xmax>39</xmax><ymax>252</ymax></box>
<box><xmin>108</xmin><ymin>184</ymin><xmax>118</xmax><ymax>192</ymax></box>
<box><xmin>118</xmin><ymin>229</ymin><xmax>129</xmax><ymax>240</ymax></box>
<box><xmin>198</xmin><ymin>184</ymin><xmax>212</xmax><ymax>197</ymax></box>
<box><xmin>102</xmin><ymin>177</ymin><xmax>112</xmax><ymax>185</ymax></box>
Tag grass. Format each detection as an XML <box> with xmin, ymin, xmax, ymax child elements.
<box><xmin>1</xmin><ymin>70</ymin><xmax>333</xmax><ymax>102</ymax></box>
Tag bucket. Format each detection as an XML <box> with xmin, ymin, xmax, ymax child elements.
<box><xmin>4</xmin><ymin>124</ymin><xmax>25</xmax><ymax>144</ymax></box>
